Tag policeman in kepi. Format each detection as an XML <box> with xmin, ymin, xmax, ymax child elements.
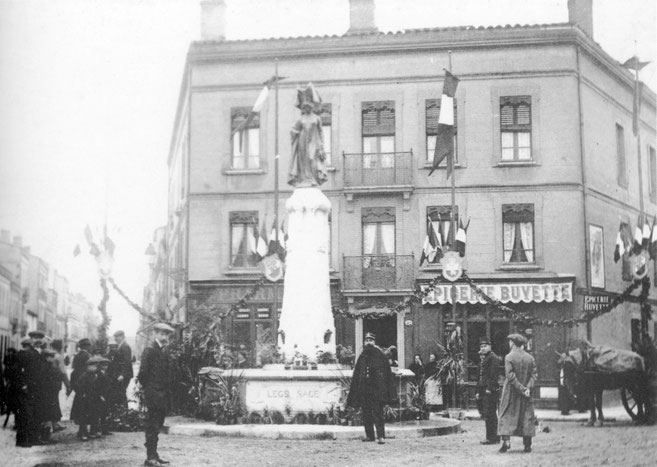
<box><xmin>138</xmin><ymin>322</ymin><xmax>175</xmax><ymax>467</ymax></box>
<box><xmin>475</xmin><ymin>336</ymin><xmax>502</xmax><ymax>445</ymax></box>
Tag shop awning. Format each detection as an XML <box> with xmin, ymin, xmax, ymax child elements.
<box><xmin>422</xmin><ymin>282</ymin><xmax>573</xmax><ymax>305</ymax></box>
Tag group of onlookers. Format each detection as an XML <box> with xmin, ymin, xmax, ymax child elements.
<box><xmin>0</xmin><ymin>329</ymin><xmax>133</xmax><ymax>448</ymax></box>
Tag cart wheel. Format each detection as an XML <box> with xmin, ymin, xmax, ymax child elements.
<box><xmin>621</xmin><ymin>385</ymin><xmax>647</xmax><ymax>422</ymax></box>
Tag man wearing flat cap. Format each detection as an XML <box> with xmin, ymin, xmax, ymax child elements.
<box><xmin>112</xmin><ymin>330</ymin><xmax>133</xmax><ymax>409</ymax></box>
<box><xmin>346</xmin><ymin>332</ymin><xmax>396</xmax><ymax>445</ymax></box>
<box><xmin>138</xmin><ymin>322</ymin><xmax>174</xmax><ymax>466</ymax></box>
<box><xmin>476</xmin><ymin>336</ymin><xmax>502</xmax><ymax>445</ymax></box>
<box><xmin>497</xmin><ymin>333</ymin><xmax>538</xmax><ymax>453</ymax></box>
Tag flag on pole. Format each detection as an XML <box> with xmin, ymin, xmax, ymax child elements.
<box><xmin>231</xmin><ymin>75</ymin><xmax>287</xmax><ymax>136</ymax></box>
<box><xmin>642</xmin><ymin>215</ymin><xmax>652</xmax><ymax>249</ymax></box>
<box><xmin>623</xmin><ymin>56</ymin><xmax>650</xmax><ymax>136</ymax></box>
<box><xmin>268</xmin><ymin>217</ymin><xmax>287</xmax><ymax>260</ymax></box>
<box><xmin>104</xmin><ymin>236</ymin><xmax>115</xmax><ymax>257</ymax></box>
<box><xmin>73</xmin><ymin>244</ymin><xmax>81</xmax><ymax>257</ymax></box>
<box><xmin>419</xmin><ymin>216</ymin><xmax>441</xmax><ymax>266</ymax></box>
<box><xmin>633</xmin><ymin>214</ymin><xmax>644</xmax><ymax>254</ymax></box>
<box><xmin>650</xmin><ymin>217</ymin><xmax>657</xmax><ymax>260</ymax></box>
<box><xmin>429</xmin><ymin>70</ymin><xmax>459</xmax><ymax>178</ymax></box>
<box><xmin>256</xmin><ymin>221</ymin><xmax>269</xmax><ymax>260</ymax></box>
<box><xmin>455</xmin><ymin>218</ymin><xmax>469</xmax><ymax>257</ymax></box>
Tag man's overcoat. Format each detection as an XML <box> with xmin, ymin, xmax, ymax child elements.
<box><xmin>137</xmin><ymin>341</ymin><xmax>170</xmax><ymax>410</ymax></box>
<box><xmin>346</xmin><ymin>345</ymin><xmax>395</xmax><ymax>408</ymax></box>
<box><xmin>497</xmin><ymin>347</ymin><xmax>538</xmax><ymax>437</ymax></box>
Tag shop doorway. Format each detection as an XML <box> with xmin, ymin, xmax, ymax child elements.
<box><xmin>363</xmin><ymin>315</ymin><xmax>397</xmax><ymax>358</ymax></box>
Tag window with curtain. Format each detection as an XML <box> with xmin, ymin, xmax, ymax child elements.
<box><xmin>425</xmin><ymin>98</ymin><xmax>458</xmax><ymax>164</ymax></box>
<box><xmin>231</xmin><ymin>107</ymin><xmax>260</xmax><ymax>169</ymax></box>
<box><xmin>362</xmin><ymin>207</ymin><xmax>395</xmax><ymax>268</ymax></box>
<box><xmin>362</xmin><ymin>101</ymin><xmax>395</xmax><ymax>168</ymax></box>
<box><xmin>317</xmin><ymin>103</ymin><xmax>332</xmax><ymax>166</ymax></box>
<box><xmin>502</xmin><ymin>204</ymin><xmax>534</xmax><ymax>263</ymax></box>
<box><xmin>427</xmin><ymin>206</ymin><xmax>459</xmax><ymax>258</ymax></box>
<box><xmin>230</xmin><ymin>211</ymin><xmax>258</xmax><ymax>268</ymax></box>
<box><xmin>500</xmin><ymin>96</ymin><xmax>532</xmax><ymax>161</ymax></box>
<box><xmin>616</xmin><ymin>123</ymin><xmax>627</xmax><ymax>187</ymax></box>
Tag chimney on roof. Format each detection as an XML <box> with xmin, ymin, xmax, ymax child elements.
<box><xmin>13</xmin><ymin>235</ymin><xmax>22</xmax><ymax>247</ymax></box>
<box><xmin>568</xmin><ymin>0</ymin><xmax>593</xmax><ymax>38</ymax></box>
<box><xmin>1</xmin><ymin>230</ymin><xmax>9</xmax><ymax>243</ymax></box>
<box><xmin>200</xmin><ymin>0</ymin><xmax>226</xmax><ymax>41</ymax></box>
<box><xmin>346</xmin><ymin>0</ymin><xmax>378</xmax><ymax>35</ymax></box>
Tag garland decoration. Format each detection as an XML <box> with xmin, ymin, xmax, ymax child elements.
<box><xmin>96</xmin><ymin>277</ymin><xmax>111</xmax><ymax>351</ymax></box>
<box><xmin>108</xmin><ymin>277</ymin><xmax>159</xmax><ymax>322</ymax></box>
<box><xmin>461</xmin><ymin>273</ymin><xmax>645</xmax><ymax>328</ymax></box>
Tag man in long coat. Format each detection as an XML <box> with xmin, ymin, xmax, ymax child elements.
<box><xmin>138</xmin><ymin>323</ymin><xmax>174</xmax><ymax>466</ymax></box>
<box><xmin>346</xmin><ymin>332</ymin><xmax>395</xmax><ymax>444</ymax></box>
<box><xmin>497</xmin><ymin>333</ymin><xmax>538</xmax><ymax>453</ymax></box>
<box><xmin>113</xmin><ymin>330</ymin><xmax>133</xmax><ymax>408</ymax></box>
<box><xmin>475</xmin><ymin>336</ymin><xmax>502</xmax><ymax>445</ymax></box>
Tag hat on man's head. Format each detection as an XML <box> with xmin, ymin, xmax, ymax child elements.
<box><xmin>20</xmin><ymin>336</ymin><xmax>32</xmax><ymax>346</ymax></box>
<box><xmin>87</xmin><ymin>356</ymin><xmax>109</xmax><ymax>365</ymax></box>
<box><xmin>28</xmin><ymin>330</ymin><xmax>45</xmax><ymax>339</ymax></box>
<box><xmin>78</xmin><ymin>338</ymin><xmax>91</xmax><ymax>348</ymax></box>
<box><xmin>108</xmin><ymin>343</ymin><xmax>118</xmax><ymax>349</ymax></box>
<box><xmin>364</xmin><ymin>332</ymin><xmax>376</xmax><ymax>341</ymax></box>
<box><xmin>113</xmin><ymin>330</ymin><xmax>125</xmax><ymax>337</ymax></box>
<box><xmin>153</xmin><ymin>322</ymin><xmax>175</xmax><ymax>334</ymax></box>
<box><xmin>479</xmin><ymin>336</ymin><xmax>491</xmax><ymax>346</ymax></box>
<box><xmin>507</xmin><ymin>333</ymin><xmax>527</xmax><ymax>346</ymax></box>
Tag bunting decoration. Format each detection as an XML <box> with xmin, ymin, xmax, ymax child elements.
<box><xmin>419</xmin><ymin>216</ymin><xmax>441</xmax><ymax>266</ymax></box>
<box><xmin>455</xmin><ymin>218</ymin><xmax>469</xmax><ymax>257</ymax></box>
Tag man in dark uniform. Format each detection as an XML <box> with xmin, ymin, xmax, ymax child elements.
<box><xmin>475</xmin><ymin>336</ymin><xmax>502</xmax><ymax>445</ymax></box>
<box><xmin>346</xmin><ymin>332</ymin><xmax>395</xmax><ymax>445</ymax></box>
<box><xmin>16</xmin><ymin>331</ymin><xmax>46</xmax><ymax>447</ymax></box>
<box><xmin>112</xmin><ymin>330</ymin><xmax>133</xmax><ymax>409</ymax></box>
<box><xmin>138</xmin><ymin>323</ymin><xmax>174</xmax><ymax>466</ymax></box>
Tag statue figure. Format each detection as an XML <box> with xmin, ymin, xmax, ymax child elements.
<box><xmin>288</xmin><ymin>83</ymin><xmax>328</xmax><ymax>187</ymax></box>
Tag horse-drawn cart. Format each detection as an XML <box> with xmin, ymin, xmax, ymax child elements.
<box><xmin>559</xmin><ymin>344</ymin><xmax>651</xmax><ymax>424</ymax></box>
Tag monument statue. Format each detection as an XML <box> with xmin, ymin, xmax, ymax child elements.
<box><xmin>288</xmin><ymin>83</ymin><xmax>328</xmax><ymax>187</ymax></box>
<box><xmin>278</xmin><ymin>82</ymin><xmax>335</xmax><ymax>363</ymax></box>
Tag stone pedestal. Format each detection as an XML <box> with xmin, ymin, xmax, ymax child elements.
<box><xmin>278</xmin><ymin>187</ymin><xmax>335</xmax><ymax>361</ymax></box>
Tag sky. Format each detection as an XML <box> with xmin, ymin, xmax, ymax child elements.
<box><xmin>0</xmin><ymin>0</ymin><xmax>655</xmax><ymax>336</ymax></box>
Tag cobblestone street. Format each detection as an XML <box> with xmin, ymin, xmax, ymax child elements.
<box><xmin>1</xmin><ymin>415</ymin><xmax>655</xmax><ymax>467</ymax></box>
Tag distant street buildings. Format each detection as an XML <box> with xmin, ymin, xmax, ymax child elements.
<box><xmin>0</xmin><ymin>229</ymin><xmax>100</xmax><ymax>360</ymax></box>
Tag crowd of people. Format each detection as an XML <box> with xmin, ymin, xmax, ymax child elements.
<box><xmin>0</xmin><ymin>329</ymin><xmax>133</xmax><ymax>448</ymax></box>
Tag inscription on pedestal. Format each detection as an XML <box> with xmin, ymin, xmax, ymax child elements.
<box><xmin>245</xmin><ymin>380</ymin><xmax>342</xmax><ymax>413</ymax></box>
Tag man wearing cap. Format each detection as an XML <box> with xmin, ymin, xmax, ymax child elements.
<box><xmin>497</xmin><ymin>333</ymin><xmax>538</xmax><ymax>453</ymax></box>
<box><xmin>113</xmin><ymin>330</ymin><xmax>133</xmax><ymax>409</ymax></box>
<box><xmin>138</xmin><ymin>322</ymin><xmax>174</xmax><ymax>466</ymax></box>
<box><xmin>346</xmin><ymin>332</ymin><xmax>395</xmax><ymax>445</ymax></box>
<box><xmin>475</xmin><ymin>336</ymin><xmax>502</xmax><ymax>445</ymax></box>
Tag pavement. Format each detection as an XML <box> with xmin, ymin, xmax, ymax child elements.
<box><xmin>162</xmin><ymin>406</ymin><xmax>632</xmax><ymax>441</ymax></box>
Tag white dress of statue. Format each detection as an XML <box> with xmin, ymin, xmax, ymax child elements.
<box><xmin>278</xmin><ymin>83</ymin><xmax>335</xmax><ymax>362</ymax></box>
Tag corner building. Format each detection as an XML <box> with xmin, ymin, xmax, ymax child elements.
<box><xmin>164</xmin><ymin>0</ymin><xmax>656</xmax><ymax>405</ymax></box>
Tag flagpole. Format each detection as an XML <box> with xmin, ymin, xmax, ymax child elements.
<box><xmin>634</xmin><ymin>66</ymin><xmax>644</xmax><ymax>218</ymax></box>
<box><xmin>273</xmin><ymin>59</ymin><xmax>280</xmax><ymax>331</ymax></box>
<box><xmin>447</xmin><ymin>52</ymin><xmax>457</xmax><ymax>332</ymax></box>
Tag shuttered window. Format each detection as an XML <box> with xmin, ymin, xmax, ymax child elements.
<box><xmin>500</xmin><ymin>96</ymin><xmax>532</xmax><ymax>161</ymax></box>
<box><xmin>616</xmin><ymin>124</ymin><xmax>628</xmax><ymax>187</ymax></box>
<box><xmin>362</xmin><ymin>101</ymin><xmax>395</xmax><ymax>168</ymax></box>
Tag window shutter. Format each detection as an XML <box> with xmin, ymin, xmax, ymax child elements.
<box><xmin>362</xmin><ymin>101</ymin><xmax>395</xmax><ymax>136</ymax></box>
<box><xmin>502</xmin><ymin>204</ymin><xmax>534</xmax><ymax>223</ymax></box>
<box><xmin>500</xmin><ymin>96</ymin><xmax>531</xmax><ymax>130</ymax></box>
<box><xmin>230</xmin><ymin>211</ymin><xmax>259</xmax><ymax>224</ymax></box>
<box><xmin>427</xmin><ymin>206</ymin><xmax>458</xmax><ymax>222</ymax></box>
<box><xmin>425</xmin><ymin>99</ymin><xmax>440</xmax><ymax>135</ymax></box>
<box><xmin>231</xmin><ymin>107</ymin><xmax>260</xmax><ymax>130</ymax></box>
<box><xmin>362</xmin><ymin>207</ymin><xmax>395</xmax><ymax>223</ymax></box>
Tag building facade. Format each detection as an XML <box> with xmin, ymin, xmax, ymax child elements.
<box><xmin>159</xmin><ymin>0</ymin><xmax>656</xmax><ymax>402</ymax></box>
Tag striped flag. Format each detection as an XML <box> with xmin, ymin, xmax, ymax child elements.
<box><xmin>429</xmin><ymin>70</ymin><xmax>459</xmax><ymax>178</ymax></box>
<box><xmin>455</xmin><ymin>218</ymin><xmax>469</xmax><ymax>257</ymax></box>
<box><xmin>231</xmin><ymin>75</ymin><xmax>287</xmax><ymax>136</ymax></box>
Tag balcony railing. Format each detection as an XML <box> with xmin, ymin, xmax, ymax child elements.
<box><xmin>343</xmin><ymin>151</ymin><xmax>413</xmax><ymax>187</ymax></box>
<box><xmin>343</xmin><ymin>255</ymin><xmax>415</xmax><ymax>291</ymax></box>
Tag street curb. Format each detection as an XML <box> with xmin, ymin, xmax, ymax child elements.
<box><xmin>167</xmin><ymin>418</ymin><xmax>461</xmax><ymax>440</ymax></box>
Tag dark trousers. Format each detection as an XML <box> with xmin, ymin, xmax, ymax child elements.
<box><xmin>16</xmin><ymin>393</ymin><xmax>39</xmax><ymax>445</ymax></box>
<box><xmin>116</xmin><ymin>379</ymin><xmax>129</xmax><ymax>407</ymax></box>
<box><xmin>144</xmin><ymin>405</ymin><xmax>166</xmax><ymax>459</ymax></box>
<box><xmin>481</xmin><ymin>392</ymin><xmax>499</xmax><ymax>442</ymax></box>
<box><xmin>361</xmin><ymin>399</ymin><xmax>385</xmax><ymax>440</ymax></box>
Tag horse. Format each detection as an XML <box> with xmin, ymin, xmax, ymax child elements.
<box><xmin>558</xmin><ymin>348</ymin><xmax>647</xmax><ymax>426</ymax></box>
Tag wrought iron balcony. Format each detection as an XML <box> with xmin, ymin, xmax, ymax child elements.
<box><xmin>343</xmin><ymin>151</ymin><xmax>413</xmax><ymax>188</ymax></box>
<box><xmin>342</xmin><ymin>255</ymin><xmax>415</xmax><ymax>291</ymax></box>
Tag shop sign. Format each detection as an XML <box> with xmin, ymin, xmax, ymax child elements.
<box><xmin>245</xmin><ymin>380</ymin><xmax>342</xmax><ymax>413</ymax></box>
<box><xmin>582</xmin><ymin>294</ymin><xmax>611</xmax><ymax>312</ymax></box>
<box><xmin>422</xmin><ymin>282</ymin><xmax>573</xmax><ymax>305</ymax></box>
